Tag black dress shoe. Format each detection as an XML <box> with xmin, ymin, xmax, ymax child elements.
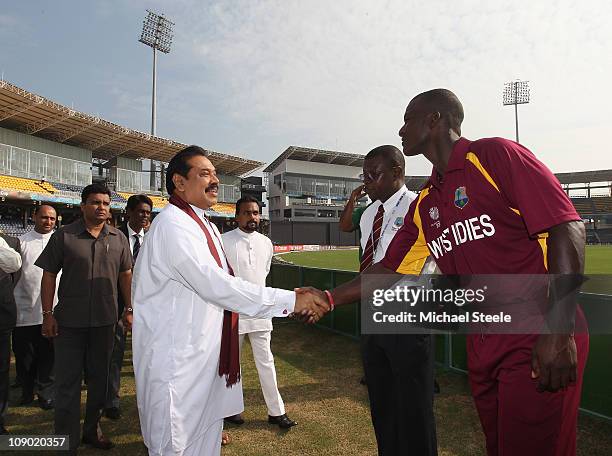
<box><xmin>104</xmin><ymin>407</ymin><xmax>121</xmax><ymax>420</ymax></box>
<box><xmin>268</xmin><ymin>414</ymin><xmax>297</xmax><ymax>429</ymax></box>
<box><xmin>38</xmin><ymin>398</ymin><xmax>55</xmax><ymax>410</ymax></box>
<box><xmin>82</xmin><ymin>434</ymin><xmax>114</xmax><ymax>450</ymax></box>
<box><xmin>0</xmin><ymin>425</ymin><xmax>8</xmax><ymax>435</ymax></box>
<box><xmin>224</xmin><ymin>413</ymin><xmax>244</xmax><ymax>425</ymax></box>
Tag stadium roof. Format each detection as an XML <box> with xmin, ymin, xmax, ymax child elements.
<box><xmin>263</xmin><ymin>146</ymin><xmax>365</xmax><ymax>172</ymax></box>
<box><xmin>555</xmin><ymin>169</ymin><xmax>612</xmax><ymax>185</ymax></box>
<box><xmin>0</xmin><ymin>80</ymin><xmax>262</xmax><ymax>176</ymax></box>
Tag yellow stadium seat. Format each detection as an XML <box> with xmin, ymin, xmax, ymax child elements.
<box><xmin>119</xmin><ymin>192</ymin><xmax>169</xmax><ymax>209</ymax></box>
<box><xmin>0</xmin><ymin>174</ymin><xmax>56</xmax><ymax>195</ymax></box>
<box><xmin>211</xmin><ymin>203</ymin><xmax>236</xmax><ymax>215</ymax></box>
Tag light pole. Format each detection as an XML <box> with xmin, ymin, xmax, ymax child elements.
<box><xmin>139</xmin><ymin>10</ymin><xmax>174</xmax><ymax>190</ymax></box>
<box><xmin>503</xmin><ymin>80</ymin><xmax>530</xmax><ymax>143</ymax></box>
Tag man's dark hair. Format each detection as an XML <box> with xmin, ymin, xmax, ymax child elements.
<box><xmin>235</xmin><ymin>195</ymin><xmax>262</xmax><ymax>215</ymax></box>
<box><xmin>126</xmin><ymin>194</ymin><xmax>153</xmax><ymax>211</ymax></box>
<box><xmin>365</xmin><ymin>145</ymin><xmax>405</xmax><ymax>171</ymax></box>
<box><xmin>81</xmin><ymin>183</ymin><xmax>111</xmax><ymax>203</ymax></box>
<box><xmin>413</xmin><ymin>88</ymin><xmax>464</xmax><ymax>134</ymax></box>
<box><xmin>166</xmin><ymin>145</ymin><xmax>208</xmax><ymax>195</ymax></box>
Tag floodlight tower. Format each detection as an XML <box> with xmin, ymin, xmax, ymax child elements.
<box><xmin>139</xmin><ymin>10</ymin><xmax>174</xmax><ymax>190</ymax></box>
<box><xmin>503</xmin><ymin>80</ymin><xmax>530</xmax><ymax>143</ymax></box>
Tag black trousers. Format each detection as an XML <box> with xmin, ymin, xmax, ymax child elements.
<box><xmin>0</xmin><ymin>328</ymin><xmax>10</xmax><ymax>428</ymax></box>
<box><xmin>54</xmin><ymin>325</ymin><xmax>114</xmax><ymax>450</ymax></box>
<box><xmin>12</xmin><ymin>325</ymin><xmax>55</xmax><ymax>400</ymax></box>
<box><xmin>105</xmin><ymin>320</ymin><xmax>126</xmax><ymax>409</ymax></box>
<box><xmin>361</xmin><ymin>334</ymin><xmax>438</xmax><ymax>456</ymax></box>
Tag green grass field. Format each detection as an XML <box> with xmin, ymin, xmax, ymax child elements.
<box><xmin>5</xmin><ymin>323</ymin><xmax>611</xmax><ymax>455</ymax></box>
<box><xmin>279</xmin><ymin>245</ymin><xmax>612</xmax><ymax>275</ymax></box>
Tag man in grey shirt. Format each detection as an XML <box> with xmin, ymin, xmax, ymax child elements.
<box><xmin>36</xmin><ymin>183</ymin><xmax>132</xmax><ymax>453</ymax></box>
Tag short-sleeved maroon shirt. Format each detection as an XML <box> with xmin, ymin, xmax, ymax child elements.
<box><xmin>382</xmin><ymin>137</ymin><xmax>581</xmax><ymax>275</ymax></box>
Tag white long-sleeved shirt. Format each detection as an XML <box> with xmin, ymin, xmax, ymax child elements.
<box><xmin>222</xmin><ymin>228</ymin><xmax>274</xmax><ymax>334</ymax></box>
<box><xmin>359</xmin><ymin>185</ymin><xmax>416</xmax><ymax>265</ymax></box>
<box><xmin>132</xmin><ymin>203</ymin><xmax>295</xmax><ymax>454</ymax></box>
<box><xmin>0</xmin><ymin>235</ymin><xmax>21</xmax><ymax>273</ymax></box>
<box><xmin>14</xmin><ymin>230</ymin><xmax>59</xmax><ymax>326</ymax></box>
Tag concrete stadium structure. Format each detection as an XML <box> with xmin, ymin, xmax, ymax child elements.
<box><xmin>0</xmin><ymin>80</ymin><xmax>264</xmax><ymax>237</ymax></box>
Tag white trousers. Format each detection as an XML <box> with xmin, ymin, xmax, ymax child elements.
<box><xmin>240</xmin><ymin>331</ymin><xmax>285</xmax><ymax>417</ymax></box>
<box><xmin>150</xmin><ymin>419</ymin><xmax>222</xmax><ymax>456</ymax></box>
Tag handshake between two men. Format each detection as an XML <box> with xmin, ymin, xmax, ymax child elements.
<box><xmin>292</xmin><ymin>287</ymin><xmax>332</xmax><ymax>323</ymax></box>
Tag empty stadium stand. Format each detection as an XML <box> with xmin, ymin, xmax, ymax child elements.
<box><xmin>571</xmin><ymin>198</ymin><xmax>597</xmax><ymax>215</ymax></box>
<box><xmin>118</xmin><ymin>192</ymin><xmax>166</xmax><ymax>209</ymax></box>
<box><xmin>592</xmin><ymin>197</ymin><xmax>612</xmax><ymax>214</ymax></box>
<box><xmin>210</xmin><ymin>202</ymin><xmax>236</xmax><ymax>216</ymax></box>
<box><xmin>0</xmin><ymin>219</ymin><xmax>33</xmax><ymax>237</ymax></box>
<box><xmin>0</xmin><ymin>175</ymin><xmax>57</xmax><ymax>195</ymax></box>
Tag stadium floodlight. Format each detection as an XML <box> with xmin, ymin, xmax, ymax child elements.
<box><xmin>139</xmin><ymin>10</ymin><xmax>174</xmax><ymax>136</ymax></box>
<box><xmin>503</xmin><ymin>80</ymin><xmax>530</xmax><ymax>143</ymax></box>
<box><xmin>139</xmin><ymin>9</ymin><xmax>174</xmax><ymax>191</ymax></box>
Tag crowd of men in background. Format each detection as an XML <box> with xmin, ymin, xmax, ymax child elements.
<box><xmin>0</xmin><ymin>189</ymin><xmax>153</xmax><ymax>452</ymax></box>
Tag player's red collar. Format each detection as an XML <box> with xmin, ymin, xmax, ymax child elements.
<box><xmin>428</xmin><ymin>137</ymin><xmax>471</xmax><ymax>188</ymax></box>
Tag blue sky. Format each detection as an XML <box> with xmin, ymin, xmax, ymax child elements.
<box><xmin>1</xmin><ymin>0</ymin><xmax>610</xmax><ymax>175</ymax></box>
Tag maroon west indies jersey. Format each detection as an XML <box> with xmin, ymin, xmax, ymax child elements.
<box><xmin>382</xmin><ymin>137</ymin><xmax>581</xmax><ymax>275</ymax></box>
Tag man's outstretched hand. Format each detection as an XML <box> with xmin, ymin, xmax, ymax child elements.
<box><xmin>293</xmin><ymin>287</ymin><xmax>330</xmax><ymax>323</ymax></box>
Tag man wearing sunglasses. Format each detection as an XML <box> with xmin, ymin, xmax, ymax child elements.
<box><xmin>339</xmin><ymin>145</ymin><xmax>438</xmax><ymax>455</ymax></box>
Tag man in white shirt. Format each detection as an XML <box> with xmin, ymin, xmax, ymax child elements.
<box><xmin>13</xmin><ymin>205</ymin><xmax>58</xmax><ymax>410</ymax></box>
<box><xmin>104</xmin><ymin>194</ymin><xmax>152</xmax><ymax>421</ymax></box>
<box><xmin>222</xmin><ymin>196</ymin><xmax>297</xmax><ymax>429</ymax></box>
<box><xmin>0</xmin><ymin>232</ymin><xmax>21</xmax><ymax>435</ymax></box>
<box><xmin>351</xmin><ymin>145</ymin><xmax>438</xmax><ymax>455</ymax></box>
<box><xmin>131</xmin><ymin>146</ymin><xmax>328</xmax><ymax>455</ymax></box>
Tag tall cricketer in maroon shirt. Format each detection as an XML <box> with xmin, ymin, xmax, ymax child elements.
<box><xmin>382</xmin><ymin>136</ymin><xmax>589</xmax><ymax>456</ymax></box>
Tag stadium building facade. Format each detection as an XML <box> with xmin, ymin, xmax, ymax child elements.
<box><xmin>557</xmin><ymin>170</ymin><xmax>612</xmax><ymax>244</ymax></box>
<box><xmin>0</xmin><ymin>80</ymin><xmax>263</xmax><ymax>237</ymax></box>
<box><xmin>264</xmin><ymin>146</ymin><xmax>369</xmax><ymax>245</ymax></box>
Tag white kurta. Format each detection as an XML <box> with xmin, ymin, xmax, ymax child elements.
<box><xmin>222</xmin><ymin>228</ymin><xmax>286</xmax><ymax>416</ymax></box>
<box><xmin>132</xmin><ymin>204</ymin><xmax>295</xmax><ymax>456</ymax></box>
<box><xmin>221</xmin><ymin>228</ymin><xmax>273</xmax><ymax>334</ymax></box>
<box><xmin>14</xmin><ymin>230</ymin><xmax>59</xmax><ymax>327</ymax></box>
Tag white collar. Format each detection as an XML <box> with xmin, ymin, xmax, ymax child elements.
<box><xmin>235</xmin><ymin>228</ymin><xmax>256</xmax><ymax>238</ymax></box>
<box><xmin>375</xmin><ymin>185</ymin><xmax>408</xmax><ymax>212</ymax></box>
<box><xmin>31</xmin><ymin>229</ymin><xmax>54</xmax><ymax>239</ymax></box>
<box><xmin>189</xmin><ymin>204</ymin><xmax>209</xmax><ymax>222</ymax></box>
<box><xmin>127</xmin><ymin>224</ymin><xmax>145</xmax><ymax>238</ymax></box>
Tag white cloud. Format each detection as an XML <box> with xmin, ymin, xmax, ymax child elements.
<box><xmin>155</xmin><ymin>0</ymin><xmax>607</xmax><ymax>172</ymax></box>
<box><xmin>49</xmin><ymin>0</ymin><xmax>611</xmax><ymax>174</ymax></box>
